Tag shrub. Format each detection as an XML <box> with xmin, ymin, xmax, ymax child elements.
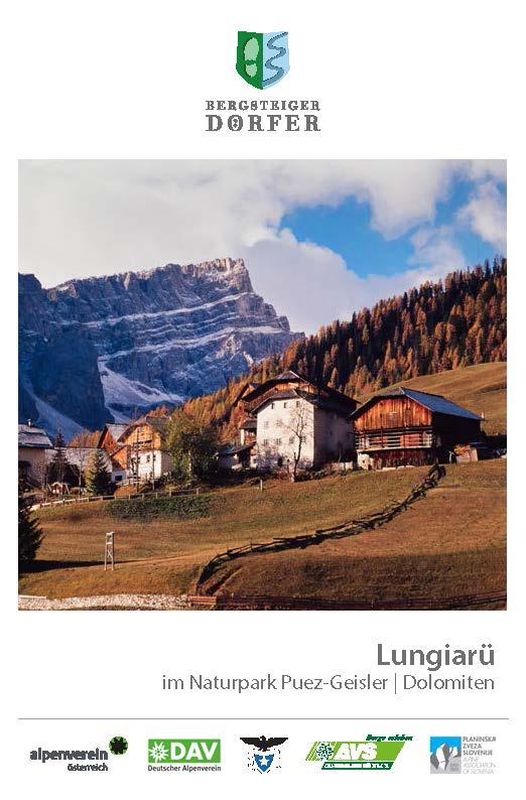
<box><xmin>108</xmin><ymin>493</ymin><xmax>211</xmax><ymax>521</ymax></box>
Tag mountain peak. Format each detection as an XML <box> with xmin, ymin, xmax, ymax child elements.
<box><xmin>19</xmin><ymin>257</ymin><xmax>301</xmax><ymax>436</ymax></box>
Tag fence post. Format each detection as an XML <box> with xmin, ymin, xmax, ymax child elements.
<box><xmin>259</xmin><ymin>478</ymin><xmax>263</xmax><ymax>492</ymax></box>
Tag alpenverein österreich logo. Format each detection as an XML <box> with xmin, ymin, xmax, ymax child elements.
<box><xmin>236</xmin><ymin>31</ymin><xmax>289</xmax><ymax>89</ymax></box>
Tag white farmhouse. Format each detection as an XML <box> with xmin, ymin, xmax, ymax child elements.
<box><xmin>238</xmin><ymin>371</ymin><xmax>357</xmax><ymax>474</ymax></box>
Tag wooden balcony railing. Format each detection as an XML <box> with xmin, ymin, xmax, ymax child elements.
<box><xmin>357</xmin><ymin>427</ymin><xmax>434</xmax><ymax>451</ymax></box>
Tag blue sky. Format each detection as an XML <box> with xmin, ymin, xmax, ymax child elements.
<box><xmin>19</xmin><ymin>160</ymin><xmax>507</xmax><ymax>333</ymax></box>
<box><xmin>281</xmin><ymin>177</ymin><xmax>506</xmax><ymax>280</ymax></box>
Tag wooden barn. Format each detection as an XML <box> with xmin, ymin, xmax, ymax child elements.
<box><xmin>352</xmin><ymin>387</ymin><xmax>483</xmax><ymax>470</ymax></box>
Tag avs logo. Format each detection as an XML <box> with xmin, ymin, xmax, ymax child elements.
<box><xmin>147</xmin><ymin>739</ymin><xmax>221</xmax><ymax>772</ymax></box>
<box><xmin>241</xmin><ymin>735</ymin><xmax>288</xmax><ymax>773</ymax></box>
<box><xmin>236</xmin><ymin>31</ymin><xmax>289</xmax><ymax>89</ymax></box>
<box><xmin>306</xmin><ymin>735</ymin><xmax>411</xmax><ymax>771</ymax></box>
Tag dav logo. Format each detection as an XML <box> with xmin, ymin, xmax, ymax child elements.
<box><xmin>148</xmin><ymin>739</ymin><xmax>220</xmax><ymax>766</ymax></box>
<box><xmin>241</xmin><ymin>736</ymin><xmax>288</xmax><ymax>773</ymax></box>
<box><xmin>306</xmin><ymin>735</ymin><xmax>412</xmax><ymax>771</ymax></box>
<box><xmin>236</xmin><ymin>31</ymin><xmax>289</xmax><ymax>89</ymax></box>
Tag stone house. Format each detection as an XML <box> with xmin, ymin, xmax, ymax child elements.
<box><xmin>237</xmin><ymin>371</ymin><xmax>357</xmax><ymax>473</ymax></box>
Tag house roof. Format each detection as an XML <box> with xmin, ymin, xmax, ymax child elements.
<box><xmin>98</xmin><ymin>422</ymin><xmax>133</xmax><ymax>451</ymax></box>
<box><xmin>295</xmin><ymin>389</ymin><xmax>356</xmax><ymax>416</ymax></box>
<box><xmin>104</xmin><ymin>423</ymin><xmax>128</xmax><ymax>441</ymax></box>
<box><xmin>218</xmin><ymin>442</ymin><xmax>255</xmax><ymax>457</ymax></box>
<box><xmin>232</xmin><ymin>380</ymin><xmax>261</xmax><ymax>407</ymax></box>
<box><xmin>240</xmin><ymin>370</ymin><xmax>357</xmax><ymax>412</ymax></box>
<box><xmin>251</xmin><ymin>387</ymin><xmax>354</xmax><ymax>418</ymax></box>
<box><xmin>18</xmin><ymin>425</ymin><xmax>53</xmax><ymax>449</ymax></box>
<box><xmin>120</xmin><ymin>415</ymin><xmax>170</xmax><ymax>441</ymax></box>
<box><xmin>352</xmin><ymin>387</ymin><xmax>482</xmax><ymax>421</ymax></box>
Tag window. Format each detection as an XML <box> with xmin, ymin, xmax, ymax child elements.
<box><xmin>146</xmin><ymin>454</ymin><xmax>151</xmax><ymax>462</ymax></box>
<box><xmin>275</xmin><ymin>438</ymin><xmax>282</xmax><ymax>445</ymax></box>
<box><xmin>295</xmin><ymin>400</ymin><xmax>300</xmax><ymax>407</ymax></box>
<box><xmin>289</xmin><ymin>436</ymin><xmax>295</xmax><ymax>444</ymax></box>
<box><xmin>283</xmin><ymin>402</ymin><xmax>288</xmax><ymax>408</ymax></box>
<box><xmin>263</xmin><ymin>438</ymin><xmax>269</xmax><ymax>446</ymax></box>
<box><xmin>263</xmin><ymin>420</ymin><xmax>269</xmax><ymax>429</ymax></box>
<box><xmin>271</xmin><ymin>402</ymin><xmax>275</xmax><ymax>409</ymax></box>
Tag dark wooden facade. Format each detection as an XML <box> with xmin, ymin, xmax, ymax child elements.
<box><xmin>352</xmin><ymin>389</ymin><xmax>482</xmax><ymax>469</ymax></box>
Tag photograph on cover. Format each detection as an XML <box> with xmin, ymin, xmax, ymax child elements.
<box><xmin>18</xmin><ymin>160</ymin><xmax>506</xmax><ymax>611</ymax></box>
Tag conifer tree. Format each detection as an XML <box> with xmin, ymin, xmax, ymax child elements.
<box><xmin>18</xmin><ymin>473</ymin><xmax>43</xmax><ymax>565</ymax></box>
<box><xmin>85</xmin><ymin>449</ymin><xmax>112</xmax><ymax>496</ymax></box>
<box><xmin>48</xmin><ymin>429</ymin><xmax>69</xmax><ymax>485</ymax></box>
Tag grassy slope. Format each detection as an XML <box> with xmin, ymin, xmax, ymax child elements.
<box><xmin>20</xmin><ymin>460</ymin><xmax>505</xmax><ymax>606</ymax></box>
<box><xmin>372</xmin><ymin>362</ymin><xmax>506</xmax><ymax>435</ymax></box>
<box><xmin>204</xmin><ymin>461</ymin><xmax>506</xmax><ymax>606</ymax></box>
<box><xmin>19</xmin><ymin>363</ymin><xmax>506</xmax><ymax>605</ymax></box>
<box><xmin>20</xmin><ymin>468</ymin><xmax>427</xmax><ymax>598</ymax></box>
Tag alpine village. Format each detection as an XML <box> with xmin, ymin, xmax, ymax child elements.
<box><xmin>18</xmin><ymin>258</ymin><xmax>506</xmax><ymax>610</ymax></box>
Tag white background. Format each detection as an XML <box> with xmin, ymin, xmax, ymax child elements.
<box><xmin>2</xmin><ymin>1</ymin><xmax>524</xmax><ymax>798</ymax></box>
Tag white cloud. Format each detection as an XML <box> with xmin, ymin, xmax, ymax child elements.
<box><xmin>19</xmin><ymin>159</ymin><xmax>506</xmax><ymax>333</ymax></box>
<box><xmin>457</xmin><ymin>180</ymin><xmax>507</xmax><ymax>252</ymax></box>
<box><xmin>409</xmin><ymin>225</ymin><xmax>467</xmax><ymax>276</ymax></box>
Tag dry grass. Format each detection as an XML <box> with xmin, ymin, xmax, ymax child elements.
<box><xmin>206</xmin><ymin>461</ymin><xmax>506</xmax><ymax>606</ymax></box>
<box><xmin>20</xmin><ymin>468</ymin><xmax>426</xmax><ymax>598</ymax></box>
<box><xmin>19</xmin><ymin>460</ymin><xmax>505</xmax><ymax>608</ymax></box>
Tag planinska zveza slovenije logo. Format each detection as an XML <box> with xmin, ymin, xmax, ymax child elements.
<box><xmin>236</xmin><ymin>31</ymin><xmax>289</xmax><ymax>89</ymax></box>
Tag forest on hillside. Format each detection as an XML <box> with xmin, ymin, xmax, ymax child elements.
<box><xmin>183</xmin><ymin>258</ymin><xmax>506</xmax><ymax>439</ymax></box>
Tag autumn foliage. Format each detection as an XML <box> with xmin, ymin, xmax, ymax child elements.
<box><xmin>183</xmin><ymin>258</ymin><xmax>506</xmax><ymax>441</ymax></box>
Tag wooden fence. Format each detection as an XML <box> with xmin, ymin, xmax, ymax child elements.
<box><xmin>187</xmin><ymin>590</ymin><xmax>506</xmax><ymax>611</ymax></box>
<box><xmin>31</xmin><ymin>486</ymin><xmax>202</xmax><ymax>511</ymax></box>
<box><xmin>195</xmin><ymin>463</ymin><xmax>446</xmax><ymax>595</ymax></box>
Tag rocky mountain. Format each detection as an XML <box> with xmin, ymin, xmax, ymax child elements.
<box><xmin>19</xmin><ymin>258</ymin><xmax>301</xmax><ymax>438</ymax></box>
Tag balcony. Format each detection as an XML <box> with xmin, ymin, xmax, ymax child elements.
<box><xmin>357</xmin><ymin>427</ymin><xmax>434</xmax><ymax>451</ymax></box>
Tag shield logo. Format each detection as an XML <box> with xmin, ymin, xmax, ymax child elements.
<box><xmin>254</xmin><ymin>752</ymin><xmax>275</xmax><ymax>772</ymax></box>
<box><xmin>236</xmin><ymin>31</ymin><xmax>289</xmax><ymax>89</ymax></box>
